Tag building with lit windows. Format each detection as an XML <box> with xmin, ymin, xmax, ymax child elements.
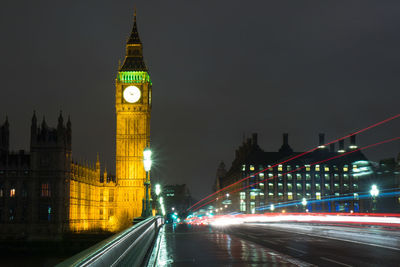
<box><xmin>0</xmin><ymin>11</ymin><xmax>153</xmax><ymax>239</ymax></box>
<box><xmin>0</xmin><ymin>115</ymin><xmax>119</xmax><ymax>240</ymax></box>
<box><xmin>215</xmin><ymin>133</ymin><xmax>374</xmax><ymax>214</ymax></box>
<box><xmin>372</xmin><ymin>155</ymin><xmax>400</xmax><ymax>212</ymax></box>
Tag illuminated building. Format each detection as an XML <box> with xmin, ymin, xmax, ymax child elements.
<box><xmin>372</xmin><ymin>155</ymin><xmax>400</xmax><ymax>212</ymax></box>
<box><xmin>115</xmin><ymin>10</ymin><xmax>152</xmax><ymax>222</ymax></box>
<box><xmin>215</xmin><ymin>133</ymin><xmax>373</xmax><ymax>214</ymax></box>
<box><xmin>0</xmin><ymin>114</ymin><xmax>119</xmax><ymax>239</ymax></box>
<box><xmin>0</xmin><ymin>11</ymin><xmax>152</xmax><ymax>239</ymax></box>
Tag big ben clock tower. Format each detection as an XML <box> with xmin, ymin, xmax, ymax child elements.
<box><xmin>115</xmin><ymin>11</ymin><xmax>151</xmax><ymax>220</ymax></box>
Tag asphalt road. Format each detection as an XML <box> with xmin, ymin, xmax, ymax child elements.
<box><xmin>219</xmin><ymin>223</ymin><xmax>400</xmax><ymax>267</ymax></box>
<box><xmin>154</xmin><ymin>223</ymin><xmax>313</xmax><ymax>266</ymax></box>
<box><xmin>152</xmin><ymin>222</ymin><xmax>400</xmax><ymax>266</ymax></box>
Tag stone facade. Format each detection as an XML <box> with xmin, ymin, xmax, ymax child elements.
<box><xmin>0</xmin><ymin>114</ymin><xmax>119</xmax><ymax>240</ymax></box>
<box><xmin>115</xmin><ymin>12</ymin><xmax>152</xmax><ymax>222</ymax></box>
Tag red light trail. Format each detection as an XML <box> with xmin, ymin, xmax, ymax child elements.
<box><xmin>191</xmin><ymin>136</ymin><xmax>400</xmax><ymax>212</ymax></box>
<box><xmin>188</xmin><ymin>113</ymin><xmax>400</xmax><ymax>211</ymax></box>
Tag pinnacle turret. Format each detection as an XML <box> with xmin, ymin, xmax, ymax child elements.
<box><xmin>67</xmin><ymin>116</ymin><xmax>71</xmax><ymax>129</ymax></box>
<box><xmin>96</xmin><ymin>153</ymin><xmax>100</xmax><ymax>170</ymax></box>
<box><xmin>58</xmin><ymin>111</ymin><xmax>64</xmax><ymax>128</ymax></box>
<box><xmin>32</xmin><ymin>111</ymin><xmax>37</xmax><ymax>126</ymax></box>
<box><xmin>41</xmin><ymin>116</ymin><xmax>47</xmax><ymax>129</ymax></box>
<box><xmin>4</xmin><ymin>115</ymin><xmax>9</xmax><ymax>127</ymax></box>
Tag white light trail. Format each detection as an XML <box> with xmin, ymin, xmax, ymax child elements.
<box><xmin>199</xmin><ymin>213</ymin><xmax>400</xmax><ymax>227</ymax></box>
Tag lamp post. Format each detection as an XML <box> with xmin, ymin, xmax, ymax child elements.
<box><xmin>370</xmin><ymin>184</ymin><xmax>379</xmax><ymax>213</ymax></box>
<box><xmin>159</xmin><ymin>197</ymin><xmax>165</xmax><ymax>216</ymax></box>
<box><xmin>155</xmin><ymin>184</ymin><xmax>161</xmax><ymax>196</ymax></box>
<box><xmin>141</xmin><ymin>147</ymin><xmax>152</xmax><ymax>217</ymax></box>
<box><xmin>155</xmin><ymin>184</ymin><xmax>161</xmax><ymax>215</ymax></box>
<box><xmin>302</xmin><ymin>198</ymin><xmax>308</xmax><ymax>212</ymax></box>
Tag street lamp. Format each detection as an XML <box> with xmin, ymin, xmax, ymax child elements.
<box><xmin>270</xmin><ymin>204</ymin><xmax>275</xmax><ymax>212</ymax></box>
<box><xmin>159</xmin><ymin>197</ymin><xmax>165</xmax><ymax>216</ymax></box>
<box><xmin>370</xmin><ymin>184</ymin><xmax>379</xmax><ymax>212</ymax></box>
<box><xmin>302</xmin><ymin>198</ymin><xmax>307</xmax><ymax>212</ymax></box>
<box><xmin>154</xmin><ymin>184</ymin><xmax>161</xmax><ymax>215</ymax></box>
<box><xmin>141</xmin><ymin>147</ymin><xmax>152</xmax><ymax>217</ymax></box>
<box><xmin>370</xmin><ymin>184</ymin><xmax>379</xmax><ymax>197</ymax></box>
<box><xmin>155</xmin><ymin>184</ymin><xmax>161</xmax><ymax>196</ymax></box>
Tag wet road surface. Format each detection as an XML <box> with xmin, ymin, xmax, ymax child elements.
<box><xmin>155</xmin><ymin>223</ymin><xmax>313</xmax><ymax>266</ymax></box>
<box><xmin>153</xmin><ymin>223</ymin><xmax>400</xmax><ymax>266</ymax></box>
<box><xmin>219</xmin><ymin>223</ymin><xmax>400</xmax><ymax>267</ymax></box>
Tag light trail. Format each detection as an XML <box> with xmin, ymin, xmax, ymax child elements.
<box><xmin>188</xmin><ymin>213</ymin><xmax>400</xmax><ymax>227</ymax></box>
<box><xmin>257</xmin><ymin>190</ymin><xmax>400</xmax><ymax>211</ymax></box>
<box><xmin>219</xmin><ymin>213</ymin><xmax>400</xmax><ymax>227</ymax></box>
<box><xmin>256</xmin><ymin>187</ymin><xmax>400</xmax><ymax>210</ymax></box>
<box><xmin>188</xmin><ymin>114</ymin><xmax>400</xmax><ymax>211</ymax></box>
<box><xmin>191</xmin><ymin>136</ymin><xmax>400</xmax><ymax>212</ymax></box>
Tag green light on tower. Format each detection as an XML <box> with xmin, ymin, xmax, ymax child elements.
<box><xmin>118</xmin><ymin>71</ymin><xmax>151</xmax><ymax>84</ymax></box>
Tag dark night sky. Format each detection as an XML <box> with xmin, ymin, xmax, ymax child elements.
<box><xmin>0</xmin><ymin>1</ymin><xmax>399</xmax><ymax>199</ymax></box>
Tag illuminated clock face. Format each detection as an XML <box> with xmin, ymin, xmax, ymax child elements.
<box><xmin>123</xmin><ymin>86</ymin><xmax>141</xmax><ymax>103</ymax></box>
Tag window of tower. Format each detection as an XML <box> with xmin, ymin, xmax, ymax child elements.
<box><xmin>109</xmin><ymin>190</ymin><xmax>114</xmax><ymax>202</ymax></box>
<box><xmin>10</xmin><ymin>188</ymin><xmax>15</xmax><ymax>198</ymax></box>
<box><xmin>108</xmin><ymin>209</ymin><xmax>114</xmax><ymax>219</ymax></box>
<box><xmin>41</xmin><ymin>183</ymin><xmax>51</xmax><ymax>197</ymax></box>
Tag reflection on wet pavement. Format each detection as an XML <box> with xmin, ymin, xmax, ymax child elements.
<box><xmin>155</xmin><ymin>223</ymin><xmax>312</xmax><ymax>266</ymax></box>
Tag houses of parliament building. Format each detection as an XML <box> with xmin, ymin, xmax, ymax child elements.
<box><xmin>0</xmin><ymin>12</ymin><xmax>151</xmax><ymax>239</ymax></box>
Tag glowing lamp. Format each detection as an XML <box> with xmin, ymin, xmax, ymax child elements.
<box><xmin>143</xmin><ymin>147</ymin><xmax>152</xmax><ymax>171</ymax></box>
<box><xmin>370</xmin><ymin>184</ymin><xmax>379</xmax><ymax>197</ymax></box>
<box><xmin>155</xmin><ymin>184</ymin><xmax>161</xmax><ymax>196</ymax></box>
<box><xmin>302</xmin><ymin>198</ymin><xmax>307</xmax><ymax>206</ymax></box>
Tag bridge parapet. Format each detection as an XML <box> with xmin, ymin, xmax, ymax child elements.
<box><xmin>57</xmin><ymin>216</ymin><xmax>164</xmax><ymax>267</ymax></box>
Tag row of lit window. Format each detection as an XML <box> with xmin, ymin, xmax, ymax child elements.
<box><xmin>252</xmin><ymin>173</ymin><xmax>356</xmax><ymax>181</ymax></box>
<box><xmin>261</xmin><ymin>182</ymin><xmax>357</xmax><ymax>190</ymax></box>
<box><xmin>242</xmin><ymin>192</ymin><xmax>343</xmax><ymax>200</ymax></box>
<box><xmin>240</xmin><ymin>183</ymin><xmax>358</xmax><ymax>198</ymax></box>
<box><xmin>246</xmin><ymin>181</ymin><xmax>357</xmax><ymax>191</ymax></box>
<box><xmin>243</xmin><ymin>164</ymin><xmax>357</xmax><ymax>172</ymax></box>
<box><xmin>240</xmin><ymin>193</ymin><xmax>361</xmax><ymax>210</ymax></box>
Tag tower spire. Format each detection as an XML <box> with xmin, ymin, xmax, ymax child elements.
<box><xmin>120</xmin><ymin>9</ymin><xmax>148</xmax><ymax>72</ymax></box>
<box><xmin>127</xmin><ymin>8</ymin><xmax>141</xmax><ymax>45</ymax></box>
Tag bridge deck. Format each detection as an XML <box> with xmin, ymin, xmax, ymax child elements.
<box><xmin>153</xmin><ymin>223</ymin><xmax>309</xmax><ymax>266</ymax></box>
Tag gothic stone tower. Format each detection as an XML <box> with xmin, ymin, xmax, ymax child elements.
<box><xmin>115</xmin><ymin>12</ymin><xmax>152</xmax><ymax>221</ymax></box>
